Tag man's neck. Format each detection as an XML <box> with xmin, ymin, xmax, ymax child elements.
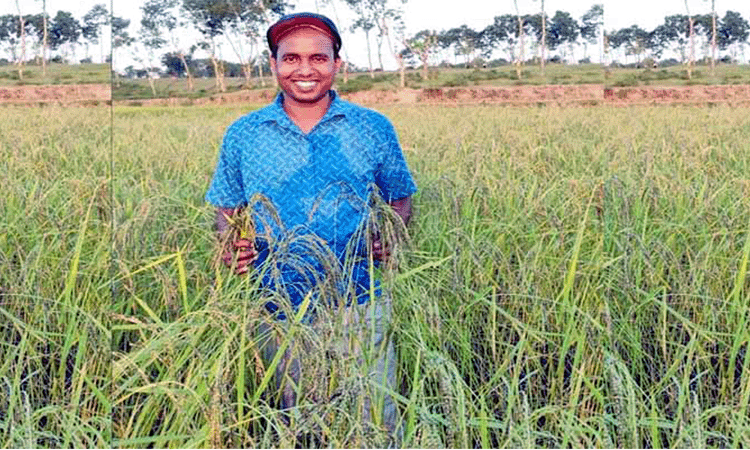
<box><xmin>282</xmin><ymin>92</ymin><xmax>332</xmax><ymax>134</ymax></box>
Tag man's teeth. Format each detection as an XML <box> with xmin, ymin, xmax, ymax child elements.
<box><xmin>295</xmin><ymin>81</ymin><xmax>316</xmax><ymax>89</ymax></box>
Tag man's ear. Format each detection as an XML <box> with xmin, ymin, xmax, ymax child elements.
<box><xmin>269</xmin><ymin>56</ymin><xmax>277</xmax><ymax>75</ymax></box>
<box><xmin>334</xmin><ymin>57</ymin><xmax>343</xmax><ymax>74</ymax></box>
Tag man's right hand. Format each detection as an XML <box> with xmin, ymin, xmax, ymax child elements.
<box><xmin>221</xmin><ymin>238</ymin><xmax>258</xmax><ymax>275</ymax></box>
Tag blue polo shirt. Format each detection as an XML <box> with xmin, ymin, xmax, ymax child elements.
<box><xmin>205</xmin><ymin>91</ymin><xmax>417</xmax><ymax>315</ymax></box>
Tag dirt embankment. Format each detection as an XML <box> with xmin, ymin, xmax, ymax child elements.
<box><xmin>4</xmin><ymin>83</ymin><xmax>750</xmax><ymax>106</ymax></box>
<box><xmin>0</xmin><ymin>84</ymin><xmax>111</xmax><ymax>105</ymax></box>
<box><xmin>603</xmin><ymin>85</ymin><xmax>750</xmax><ymax>105</ymax></box>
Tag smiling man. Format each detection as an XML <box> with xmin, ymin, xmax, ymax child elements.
<box><xmin>204</xmin><ymin>12</ymin><xmax>416</xmax><ymax>442</ymax></box>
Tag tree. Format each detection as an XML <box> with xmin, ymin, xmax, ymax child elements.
<box><xmin>343</xmin><ymin>0</ymin><xmax>407</xmax><ymax>77</ymax></box>
<box><xmin>140</xmin><ymin>0</ymin><xmax>195</xmax><ymax>91</ymax></box>
<box><xmin>26</xmin><ymin>13</ymin><xmax>46</xmax><ymax>62</ymax></box>
<box><xmin>370</xmin><ymin>0</ymin><xmax>406</xmax><ymax>73</ymax></box>
<box><xmin>0</xmin><ymin>15</ymin><xmax>22</xmax><ymax>65</ymax></box>
<box><xmin>402</xmin><ymin>29</ymin><xmax>438</xmax><ymax>80</ymax></box>
<box><xmin>344</xmin><ymin>0</ymin><xmax>376</xmax><ymax>77</ymax></box>
<box><xmin>82</xmin><ymin>4</ymin><xmax>108</xmax><ymax>63</ymax></box>
<box><xmin>440</xmin><ymin>25</ymin><xmax>481</xmax><ymax>67</ymax></box>
<box><xmin>546</xmin><ymin>11</ymin><xmax>578</xmax><ymax>63</ymax></box>
<box><xmin>379</xmin><ymin>11</ymin><xmax>406</xmax><ymax>87</ymax></box>
<box><xmin>651</xmin><ymin>15</ymin><xmax>689</xmax><ymax>62</ymax></box>
<box><xmin>481</xmin><ymin>15</ymin><xmax>514</xmax><ymax>62</ymax></box>
<box><xmin>579</xmin><ymin>4</ymin><xmax>603</xmax><ymax>63</ymax></box>
<box><xmin>112</xmin><ymin>16</ymin><xmax>135</xmax><ymax>50</ymax></box>
<box><xmin>49</xmin><ymin>10</ymin><xmax>81</xmax><ymax>63</ymax></box>
<box><xmin>161</xmin><ymin>51</ymin><xmax>193</xmax><ymax>76</ymax></box>
<box><xmin>180</xmin><ymin>0</ymin><xmax>227</xmax><ymax>92</ymax></box>
<box><xmin>718</xmin><ymin>11</ymin><xmax>749</xmax><ymax>62</ymax></box>
<box><xmin>525</xmin><ymin>13</ymin><xmax>548</xmax><ymax>64</ymax></box>
<box><xmin>181</xmin><ymin>0</ymin><xmax>290</xmax><ymax>90</ymax></box>
<box><xmin>693</xmin><ymin>14</ymin><xmax>713</xmax><ymax>60</ymax></box>
<box><xmin>112</xmin><ymin>16</ymin><xmax>134</xmax><ymax>86</ymax></box>
<box><xmin>621</xmin><ymin>25</ymin><xmax>649</xmax><ymax>64</ymax></box>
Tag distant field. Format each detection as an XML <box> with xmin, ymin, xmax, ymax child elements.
<box><xmin>111</xmin><ymin>63</ymin><xmax>750</xmax><ymax>100</ymax></box>
<box><xmin>0</xmin><ymin>63</ymin><xmax>110</xmax><ymax>86</ymax></box>
<box><xmin>605</xmin><ymin>63</ymin><xmax>750</xmax><ymax>87</ymax></box>
<box><xmin>112</xmin><ymin>65</ymin><xmax>608</xmax><ymax>100</ymax></box>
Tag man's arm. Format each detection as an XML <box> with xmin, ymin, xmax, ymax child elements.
<box><xmin>216</xmin><ymin>207</ymin><xmax>234</xmax><ymax>237</ymax></box>
<box><xmin>372</xmin><ymin>196</ymin><xmax>413</xmax><ymax>261</ymax></box>
<box><xmin>389</xmin><ymin>196</ymin><xmax>413</xmax><ymax>227</ymax></box>
<box><xmin>216</xmin><ymin>207</ymin><xmax>257</xmax><ymax>275</ymax></box>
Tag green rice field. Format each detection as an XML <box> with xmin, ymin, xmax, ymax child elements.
<box><xmin>2</xmin><ymin>102</ymin><xmax>750</xmax><ymax>448</ymax></box>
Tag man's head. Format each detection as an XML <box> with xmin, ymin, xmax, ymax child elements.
<box><xmin>267</xmin><ymin>13</ymin><xmax>343</xmax><ymax>105</ymax></box>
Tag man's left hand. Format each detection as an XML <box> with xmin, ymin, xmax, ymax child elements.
<box><xmin>372</xmin><ymin>236</ymin><xmax>390</xmax><ymax>261</ymax></box>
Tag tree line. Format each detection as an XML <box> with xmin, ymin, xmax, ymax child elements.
<box><xmin>606</xmin><ymin>10</ymin><xmax>749</xmax><ymax>74</ymax></box>
<box><xmin>0</xmin><ymin>2</ymin><xmax>133</xmax><ymax>80</ymax></box>
<box><xmin>2</xmin><ymin>0</ymin><xmax>750</xmax><ymax>87</ymax></box>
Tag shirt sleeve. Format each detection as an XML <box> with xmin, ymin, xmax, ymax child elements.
<box><xmin>374</xmin><ymin>116</ymin><xmax>418</xmax><ymax>202</ymax></box>
<box><xmin>205</xmin><ymin>124</ymin><xmax>247</xmax><ymax>208</ymax></box>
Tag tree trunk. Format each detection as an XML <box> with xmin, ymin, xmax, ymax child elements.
<box><xmin>688</xmin><ymin>15</ymin><xmax>694</xmax><ymax>80</ymax></box>
<box><xmin>258</xmin><ymin>57</ymin><xmax>266</xmax><ymax>88</ymax></box>
<box><xmin>711</xmin><ymin>3</ymin><xmax>717</xmax><ymax>75</ymax></box>
<box><xmin>421</xmin><ymin>52</ymin><xmax>428</xmax><ymax>80</ymax></box>
<box><xmin>540</xmin><ymin>0</ymin><xmax>546</xmax><ymax>77</ymax></box>
<box><xmin>398</xmin><ymin>54</ymin><xmax>405</xmax><ymax>88</ymax></box>
<box><xmin>100</xmin><ymin>24</ymin><xmax>105</xmax><ymax>64</ymax></box>
<box><xmin>603</xmin><ymin>32</ymin><xmax>610</xmax><ymax>78</ymax></box>
<box><xmin>178</xmin><ymin>52</ymin><xmax>194</xmax><ymax>91</ymax></box>
<box><xmin>376</xmin><ymin>33</ymin><xmax>384</xmax><ymax>71</ymax></box>
<box><xmin>42</xmin><ymin>0</ymin><xmax>48</xmax><ymax>77</ymax></box>
<box><xmin>16</xmin><ymin>0</ymin><xmax>25</xmax><ymax>81</ymax></box>
<box><xmin>381</xmin><ymin>18</ymin><xmax>402</xmax><ymax>88</ymax></box>
<box><xmin>147</xmin><ymin>75</ymin><xmax>157</xmax><ymax>96</ymax></box>
<box><xmin>365</xmin><ymin>28</ymin><xmax>374</xmax><ymax>78</ymax></box>
<box><xmin>241</xmin><ymin>62</ymin><xmax>252</xmax><ymax>88</ymax></box>
<box><xmin>517</xmin><ymin>16</ymin><xmax>524</xmax><ymax>79</ymax></box>
<box><xmin>210</xmin><ymin>54</ymin><xmax>226</xmax><ymax>92</ymax></box>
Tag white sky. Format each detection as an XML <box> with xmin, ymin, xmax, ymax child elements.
<box><xmin>2</xmin><ymin>0</ymin><xmax>749</xmax><ymax>69</ymax></box>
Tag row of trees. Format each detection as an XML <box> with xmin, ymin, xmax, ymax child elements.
<box><xmin>115</xmin><ymin>0</ymin><xmax>605</xmax><ymax>92</ymax></box>
<box><xmin>4</xmin><ymin>1</ymin><xmax>750</xmax><ymax>87</ymax></box>
<box><xmin>0</xmin><ymin>3</ymin><xmax>133</xmax><ymax>79</ymax></box>
<box><xmin>606</xmin><ymin>11</ymin><xmax>749</xmax><ymax>72</ymax></box>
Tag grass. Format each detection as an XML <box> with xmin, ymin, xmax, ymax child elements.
<box><xmin>2</xmin><ymin>102</ymin><xmax>750</xmax><ymax>447</ymax></box>
<box><xmin>0</xmin><ymin>63</ymin><xmax>110</xmax><ymax>86</ymax></box>
<box><xmin>606</xmin><ymin>63</ymin><xmax>750</xmax><ymax>87</ymax></box>
<box><xmin>0</xmin><ymin>107</ymin><xmax>111</xmax><ymax>447</ymax></box>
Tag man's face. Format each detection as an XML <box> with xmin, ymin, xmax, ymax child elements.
<box><xmin>270</xmin><ymin>27</ymin><xmax>342</xmax><ymax>105</ymax></box>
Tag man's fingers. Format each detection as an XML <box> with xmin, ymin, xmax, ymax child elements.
<box><xmin>234</xmin><ymin>239</ymin><xmax>253</xmax><ymax>249</ymax></box>
<box><xmin>372</xmin><ymin>239</ymin><xmax>392</xmax><ymax>261</ymax></box>
<box><xmin>221</xmin><ymin>244</ymin><xmax>258</xmax><ymax>271</ymax></box>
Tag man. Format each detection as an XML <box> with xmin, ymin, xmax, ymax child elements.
<box><xmin>204</xmin><ymin>12</ymin><xmax>416</xmax><ymax>441</ymax></box>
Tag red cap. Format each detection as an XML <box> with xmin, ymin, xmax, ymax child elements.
<box><xmin>267</xmin><ymin>13</ymin><xmax>342</xmax><ymax>57</ymax></box>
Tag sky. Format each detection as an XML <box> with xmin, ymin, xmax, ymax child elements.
<box><xmin>2</xmin><ymin>0</ymin><xmax>749</xmax><ymax>70</ymax></box>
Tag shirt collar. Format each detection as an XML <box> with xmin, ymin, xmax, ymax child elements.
<box><xmin>263</xmin><ymin>90</ymin><xmax>348</xmax><ymax>133</ymax></box>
